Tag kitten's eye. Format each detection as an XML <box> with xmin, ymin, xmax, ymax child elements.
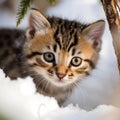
<box><xmin>71</xmin><ymin>57</ymin><xmax>82</xmax><ymax>67</ymax></box>
<box><xmin>43</xmin><ymin>52</ymin><xmax>55</xmax><ymax>63</ymax></box>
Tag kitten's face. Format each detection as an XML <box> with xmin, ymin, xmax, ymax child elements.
<box><xmin>24</xmin><ymin>9</ymin><xmax>105</xmax><ymax>87</ymax></box>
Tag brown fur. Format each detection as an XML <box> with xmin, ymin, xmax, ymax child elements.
<box><xmin>0</xmin><ymin>9</ymin><xmax>105</xmax><ymax>105</ymax></box>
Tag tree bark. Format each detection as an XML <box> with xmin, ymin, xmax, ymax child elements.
<box><xmin>101</xmin><ymin>0</ymin><xmax>120</xmax><ymax>73</ymax></box>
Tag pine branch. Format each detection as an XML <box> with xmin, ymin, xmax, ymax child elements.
<box><xmin>101</xmin><ymin>0</ymin><xmax>120</xmax><ymax>73</ymax></box>
<box><xmin>16</xmin><ymin>0</ymin><xmax>34</xmax><ymax>27</ymax></box>
<box><xmin>16</xmin><ymin>0</ymin><xmax>58</xmax><ymax>27</ymax></box>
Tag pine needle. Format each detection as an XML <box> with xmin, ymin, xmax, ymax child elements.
<box><xmin>16</xmin><ymin>0</ymin><xmax>58</xmax><ymax>27</ymax></box>
<box><xmin>16</xmin><ymin>0</ymin><xmax>34</xmax><ymax>27</ymax></box>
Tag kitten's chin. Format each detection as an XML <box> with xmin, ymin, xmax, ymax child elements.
<box><xmin>49</xmin><ymin>78</ymin><xmax>74</xmax><ymax>87</ymax></box>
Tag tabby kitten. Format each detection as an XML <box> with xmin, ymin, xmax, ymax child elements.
<box><xmin>0</xmin><ymin>9</ymin><xmax>105</xmax><ymax>105</ymax></box>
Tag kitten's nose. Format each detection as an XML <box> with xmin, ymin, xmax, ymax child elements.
<box><xmin>56</xmin><ymin>72</ymin><xmax>66</xmax><ymax>79</ymax></box>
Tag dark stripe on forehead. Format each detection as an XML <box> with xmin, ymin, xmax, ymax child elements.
<box><xmin>60</xmin><ymin>23</ymin><xmax>66</xmax><ymax>35</ymax></box>
<box><xmin>56</xmin><ymin>37</ymin><xmax>62</xmax><ymax>49</ymax></box>
<box><xmin>84</xmin><ymin>59</ymin><xmax>95</xmax><ymax>69</ymax></box>
<box><xmin>72</xmin><ymin>48</ymin><xmax>76</xmax><ymax>56</ymax></box>
<box><xmin>53</xmin><ymin>18</ymin><xmax>84</xmax><ymax>51</ymax></box>
<box><xmin>53</xmin><ymin>44</ymin><xmax>57</xmax><ymax>52</ymax></box>
<box><xmin>67</xmin><ymin>31</ymin><xmax>78</xmax><ymax>52</ymax></box>
<box><xmin>26</xmin><ymin>52</ymin><xmax>42</xmax><ymax>58</ymax></box>
<box><xmin>54</xmin><ymin>26</ymin><xmax>62</xmax><ymax>49</ymax></box>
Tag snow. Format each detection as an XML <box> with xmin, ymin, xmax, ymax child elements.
<box><xmin>0</xmin><ymin>69</ymin><xmax>120</xmax><ymax>120</ymax></box>
<box><xmin>0</xmin><ymin>69</ymin><xmax>59</xmax><ymax>120</ymax></box>
<box><xmin>0</xmin><ymin>0</ymin><xmax>120</xmax><ymax>119</ymax></box>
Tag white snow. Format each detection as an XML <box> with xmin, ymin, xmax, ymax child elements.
<box><xmin>0</xmin><ymin>69</ymin><xmax>120</xmax><ymax>120</ymax></box>
<box><xmin>0</xmin><ymin>0</ymin><xmax>120</xmax><ymax>119</ymax></box>
<box><xmin>0</xmin><ymin>69</ymin><xmax>59</xmax><ymax>120</ymax></box>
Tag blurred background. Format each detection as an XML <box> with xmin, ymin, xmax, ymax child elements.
<box><xmin>0</xmin><ymin>0</ymin><xmax>58</xmax><ymax>28</ymax></box>
<box><xmin>0</xmin><ymin>0</ymin><xmax>104</xmax><ymax>29</ymax></box>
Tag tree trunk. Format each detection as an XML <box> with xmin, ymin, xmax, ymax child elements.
<box><xmin>101</xmin><ymin>0</ymin><xmax>120</xmax><ymax>73</ymax></box>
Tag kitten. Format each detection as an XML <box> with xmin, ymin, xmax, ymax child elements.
<box><xmin>0</xmin><ymin>9</ymin><xmax>105</xmax><ymax>105</ymax></box>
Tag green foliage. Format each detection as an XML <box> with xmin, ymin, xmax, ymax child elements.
<box><xmin>16</xmin><ymin>0</ymin><xmax>34</xmax><ymax>27</ymax></box>
<box><xmin>16</xmin><ymin>0</ymin><xmax>57</xmax><ymax>27</ymax></box>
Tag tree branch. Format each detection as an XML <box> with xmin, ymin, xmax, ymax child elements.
<box><xmin>101</xmin><ymin>0</ymin><xmax>120</xmax><ymax>73</ymax></box>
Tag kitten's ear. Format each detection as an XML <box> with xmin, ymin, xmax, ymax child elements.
<box><xmin>82</xmin><ymin>20</ymin><xmax>105</xmax><ymax>51</ymax></box>
<box><xmin>26</xmin><ymin>9</ymin><xmax>51</xmax><ymax>39</ymax></box>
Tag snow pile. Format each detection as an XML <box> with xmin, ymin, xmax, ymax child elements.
<box><xmin>0</xmin><ymin>69</ymin><xmax>59</xmax><ymax>120</ymax></box>
<box><xmin>0</xmin><ymin>69</ymin><xmax>120</xmax><ymax>120</ymax></box>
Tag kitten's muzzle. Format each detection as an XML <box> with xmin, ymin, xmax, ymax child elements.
<box><xmin>56</xmin><ymin>72</ymin><xmax>66</xmax><ymax>80</ymax></box>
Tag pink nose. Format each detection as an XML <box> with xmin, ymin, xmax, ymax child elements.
<box><xmin>56</xmin><ymin>73</ymin><xmax>66</xmax><ymax>79</ymax></box>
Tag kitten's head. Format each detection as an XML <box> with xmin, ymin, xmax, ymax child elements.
<box><xmin>24</xmin><ymin>9</ymin><xmax>105</xmax><ymax>87</ymax></box>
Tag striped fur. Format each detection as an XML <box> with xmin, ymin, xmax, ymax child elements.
<box><xmin>0</xmin><ymin>29</ymin><xmax>27</xmax><ymax>79</ymax></box>
<box><xmin>0</xmin><ymin>9</ymin><xmax>105</xmax><ymax>105</ymax></box>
